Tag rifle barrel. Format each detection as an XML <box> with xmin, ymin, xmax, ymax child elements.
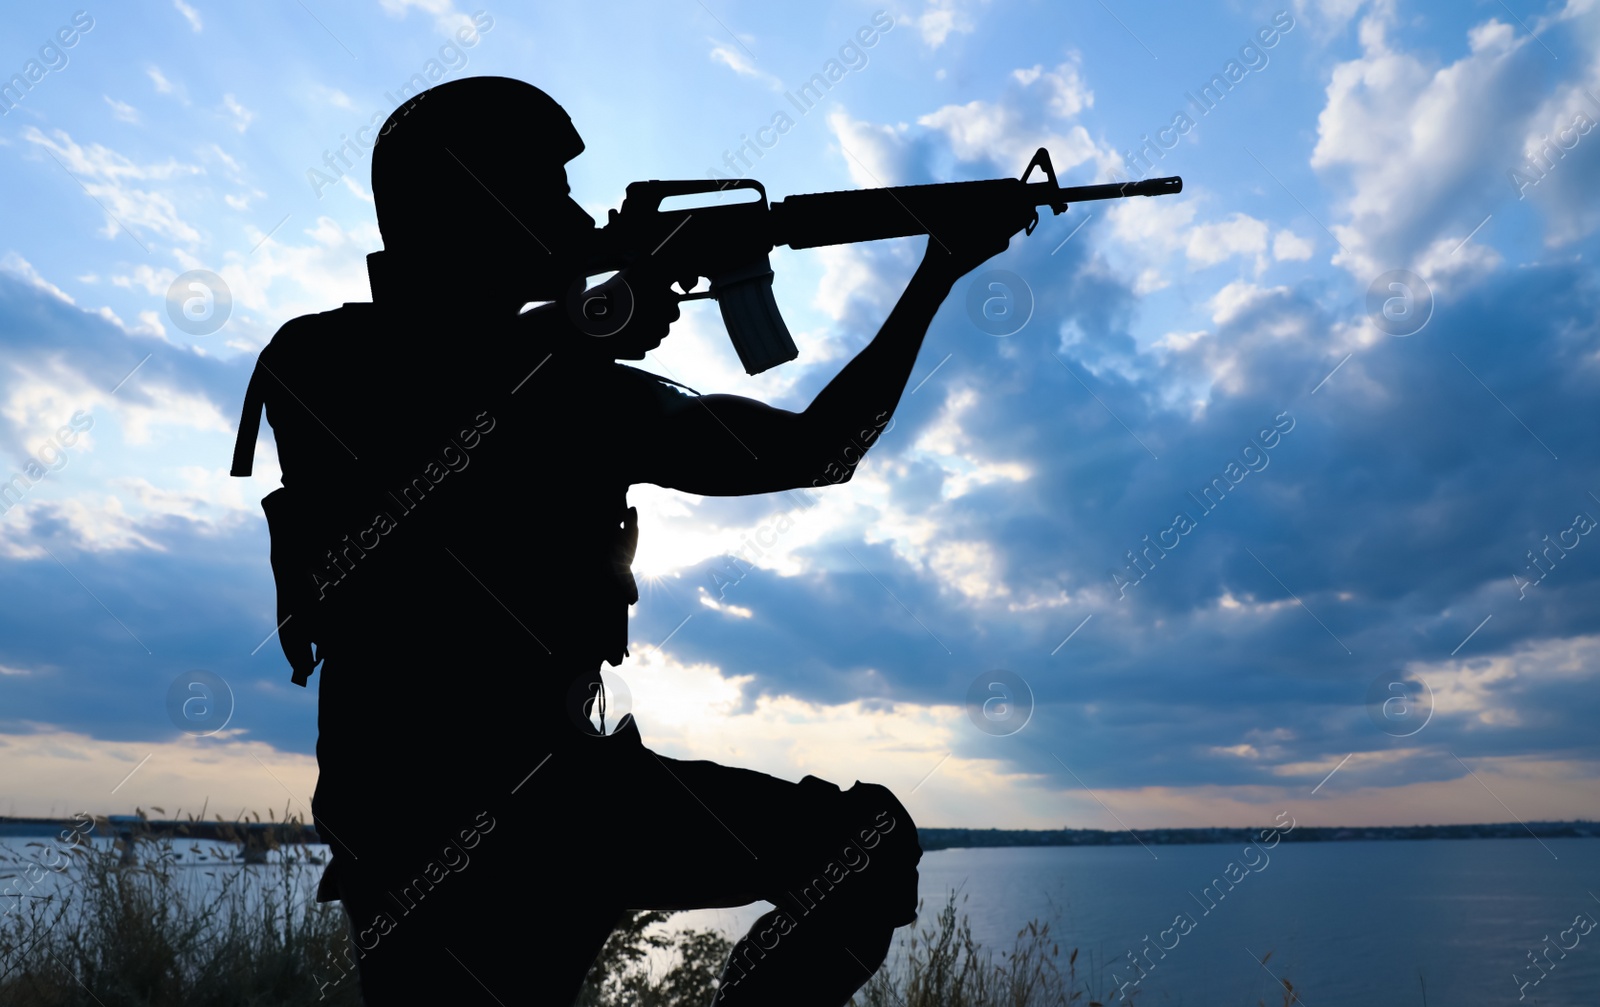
<box><xmin>1056</xmin><ymin>176</ymin><xmax>1182</xmax><ymax>202</ymax></box>
<box><xmin>769</xmin><ymin>175</ymin><xmax>1182</xmax><ymax>252</ymax></box>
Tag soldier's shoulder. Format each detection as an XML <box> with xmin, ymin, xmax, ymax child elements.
<box><xmin>257</xmin><ymin>303</ymin><xmax>377</xmax><ymax>366</ymax></box>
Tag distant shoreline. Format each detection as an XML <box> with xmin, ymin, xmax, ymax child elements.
<box><xmin>1</xmin><ymin>816</ymin><xmax>1594</xmax><ymax>850</ymax></box>
<box><xmin>916</xmin><ymin>821</ymin><xmax>1597</xmax><ymax>850</ymax></box>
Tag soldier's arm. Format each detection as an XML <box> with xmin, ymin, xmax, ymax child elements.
<box><xmin>637</xmin><ymin>216</ymin><xmax>1029</xmax><ymax>496</ymax></box>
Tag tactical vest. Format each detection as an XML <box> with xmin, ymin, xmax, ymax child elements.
<box><xmin>230</xmin><ymin>304</ymin><xmax>647</xmax><ymax>684</ymax></box>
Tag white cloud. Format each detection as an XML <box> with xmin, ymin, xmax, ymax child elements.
<box><xmin>698</xmin><ymin>589</ymin><xmax>753</xmax><ymax>618</ymax></box>
<box><xmin>146</xmin><ymin>66</ymin><xmax>175</xmax><ymax>96</ymax></box>
<box><xmin>826</xmin><ymin>110</ymin><xmax>911</xmax><ymax>187</ymax></box>
<box><xmin>1185</xmin><ymin>213</ymin><xmax>1270</xmax><ymax>268</ymax></box>
<box><xmin>709</xmin><ymin>41</ymin><xmax>783</xmax><ymax>91</ymax></box>
<box><xmin>222</xmin><ymin>94</ymin><xmax>255</xmax><ymax>133</ymax></box>
<box><xmin>1134</xmin><ymin>268</ymin><xmax>1170</xmax><ymax>294</ymax></box>
<box><xmin>1291</xmin><ymin>0</ymin><xmax>1379</xmax><ymax>40</ymax></box>
<box><xmin>176</xmin><ymin>214</ymin><xmax>378</xmax><ymax>336</ymax></box>
<box><xmin>1272</xmin><ymin>229</ymin><xmax>1314</xmax><ymax>261</ymax></box>
<box><xmin>812</xmin><ymin>239</ymin><xmax>911</xmax><ymax>323</ymax></box>
<box><xmin>173</xmin><ymin>0</ymin><xmax>202</xmax><ymax>31</ymax></box>
<box><xmin>378</xmin><ymin>0</ymin><xmax>479</xmax><ymax>39</ymax></box>
<box><xmin>915</xmin><ymin>60</ymin><xmax>1113</xmax><ymax>176</ymax></box>
<box><xmin>1309</xmin><ymin>6</ymin><xmax>1571</xmax><ymax>275</ymax></box>
<box><xmin>21</xmin><ymin>128</ymin><xmax>204</xmax><ymax>246</ymax></box>
<box><xmin>1</xmin><ymin>252</ymin><xmax>75</xmax><ymax>305</ymax></box>
<box><xmin>1412</xmin><ymin>231</ymin><xmax>1503</xmax><ymax>298</ymax></box>
<box><xmin>339</xmin><ymin>174</ymin><xmax>373</xmax><ymax>203</ymax></box>
<box><xmin>1405</xmin><ymin>634</ymin><xmax>1600</xmax><ymax>729</ymax></box>
<box><xmin>103</xmin><ymin>96</ymin><xmax>140</xmax><ymax>124</ymax></box>
<box><xmin>913</xmin><ymin>0</ymin><xmax>984</xmax><ymax>49</ymax></box>
<box><xmin>917</xmin><ymin>98</ymin><xmax>1101</xmax><ymax>176</ymax></box>
<box><xmin>313</xmin><ymin>85</ymin><xmax>357</xmax><ymax>112</ymax></box>
<box><xmin>1012</xmin><ymin>58</ymin><xmax>1093</xmax><ymax>119</ymax></box>
<box><xmin>1208</xmin><ymin>279</ymin><xmax>1288</xmax><ymax>326</ymax></box>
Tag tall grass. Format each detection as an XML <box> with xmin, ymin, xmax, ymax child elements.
<box><xmin>0</xmin><ymin>808</ymin><xmax>358</xmax><ymax>1006</ymax></box>
<box><xmin>1</xmin><ymin>816</ymin><xmax>1300</xmax><ymax>1006</ymax></box>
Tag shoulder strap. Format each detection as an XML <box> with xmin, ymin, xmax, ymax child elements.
<box><xmin>613</xmin><ymin>362</ymin><xmax>700</xmax><ymax>396</ymax></box>
<box><xmin>230</xmin><ymin>360</ymin><xmax>267</xmax><ymax>477</ymax></box>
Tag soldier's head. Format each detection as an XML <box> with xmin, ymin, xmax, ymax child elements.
<box><xmin>371</xmin><ymin>76</ymin><xmax>594</xmax><ymax>304</ymax></box>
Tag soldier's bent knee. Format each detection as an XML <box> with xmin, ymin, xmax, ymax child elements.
<box><xmin>786</xmin><ymin>776</ymin><xmax>922</xmax><ymax>929</ymax></box>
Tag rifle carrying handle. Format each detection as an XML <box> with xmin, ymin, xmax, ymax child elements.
<box><xmin>713</xmin><ymin>255</ymin><xmax>799</xmax><ymax>375</ymax></box>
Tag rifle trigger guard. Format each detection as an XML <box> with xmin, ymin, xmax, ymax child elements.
<box><xmin>1025</xmin><ymin>210</ymin><xmax>1040</xmax><ymax>236</ymax></box>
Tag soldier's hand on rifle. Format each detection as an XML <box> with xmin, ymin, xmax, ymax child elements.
<box><xmin>914</xmin><ymin>203</ymin><xmax>1039</xmax><ymax>288</ymax></box>
<box><xmin>560</xmin><ymin>264</ymin><xmax>680</xmax><ymax>360</ymax></box>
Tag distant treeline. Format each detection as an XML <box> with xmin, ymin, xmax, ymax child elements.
<box><xmin>2</xmin><ymin>817</ymin><xmax>1595</xmax><ymax>850</ymax></box>
<box><xmin>916</xmin><ymin>821</ymin><xmax>1599</xmax><ymax>851</ymax></box>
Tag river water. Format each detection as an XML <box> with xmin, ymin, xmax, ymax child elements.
<box><xmin>5</xmin><ymin>834</ymin><xmax>1596</xmax><ymax>1004</ymax></box>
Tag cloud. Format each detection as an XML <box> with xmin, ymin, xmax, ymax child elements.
<box><xmin>709</xmin><ymin>40</ymin><xmax>783</xmax><ymax>91</ymax></box>
<box><xmin>21</xmin><ymin>128</ymin><xmax>204</xmax><ymax>247</ymax></box>
<box><xmin>222</xmin><ymin>94</ymin><xmax>255</xmax><ymax>133</ymax></box>
<box><xmin>312</xmin><ymin>85</ymin><xmax>357</xmax><ymax>112</ymax></box>
<box><xmin>912</xmin><ymin>0</ymin><xmax>984</xmax><ymax>49</ymax></box>
<box><xmin>103</xmin><ymin>96</ymin><xmax>140</xmax><ymax>124</ymax></box>
<box><xmin>173</xmin><ymin>0</ymin><xmax>202</xmax><ymax>32</ymax></box>
<box><xmin>1108</xmin><ymin>199</ymin><xmax>1299</xmax><ymax>275</ymax></box>
<box><xmin>1011</xmin><ymin>58</ymin><xmax>1093</xmax><ymax>118</ymax></box>
<box><xmin>1185</xmin><ymin>213</ymin><xmax>1271</xmax><ymax>269</ymax></box>
<box><xmin>0</xmin><ymin>726</ymin><xmax>319</xmax><ymax>820</ymax></box>
<box><xmin>1272</xmin><ymin>230</ymin><xmax>1314</xmax><ymax>261</ymax></box>
<box><xmin>377</xmin><ymin>0</ymin><xmax>480</xmax><ymax>39</ymax></box>
<box><xmin>1</xmin><ymin>253</ymin><xmax>75</xmax><ymax>305</ymax></box>
<box><xmin>1309</xmin><ymin>4</ymin><xmax>1600</xmax><ymax>274</ymax></box>
<box><xmin>146</xmin><ymin>66</ymin><xmax>177</xmax><ymax>97</ymax></box>
<box><xmin>908</xmin><ymin>54</ymin><xmax>1108</xmax><ymax>186</ymax></box>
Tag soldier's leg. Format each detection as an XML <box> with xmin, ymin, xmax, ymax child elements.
<box><xmin>708</xmin><ymin>778</ymin><xmax>921</xmax><ymax>1006</ymax></box>
<box><xmin>606</xmin><ymin>721</ymin><xmax>922</xmax><ymax>1007</ymax></box>
<box><xmin>326</xmin><ymin>829</ymin><xmax>622</xmax><ymax>1005</ymax></box>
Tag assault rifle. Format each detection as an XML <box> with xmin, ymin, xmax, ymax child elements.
<box><xmin>575</xmin><ymin>148</ymin><xmax>1180</xmax><ymax>373</ymax></box>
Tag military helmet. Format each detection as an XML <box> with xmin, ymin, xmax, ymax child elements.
<box><xmin>371</xmin><ymin>76</ymin><xmax>584</xmax><ymax>251</ymax></box>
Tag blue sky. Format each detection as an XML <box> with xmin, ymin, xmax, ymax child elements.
<box><xmin>0</xmin><ymin>0</ymin><xmax>1597</xmax><ymax>830</ymax></box>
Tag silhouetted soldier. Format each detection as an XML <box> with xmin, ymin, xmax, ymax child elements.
<box><xmin>232</xmin><ymin>76</ymin><xmax>1029</xmax><ymax>1005</ymax></box>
